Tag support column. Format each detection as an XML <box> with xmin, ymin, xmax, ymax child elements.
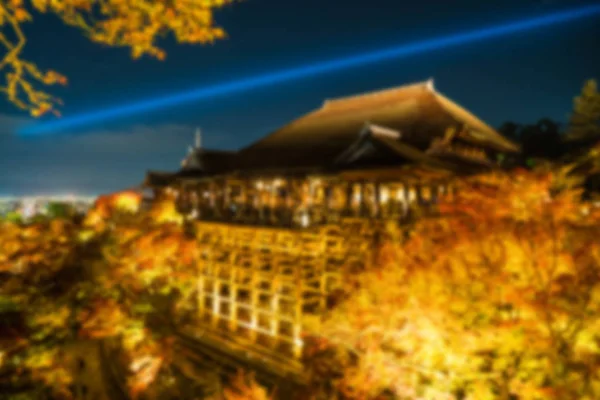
<box><xmin>324</xmin><ymin>182</ymin><xmax>333</xmax><ymax>223</ymax></box>
<box><xmin>293</xmin><ymin>268</ymin><xmax>303</xmax><ymax>359</ymax></box>
<box><xmin>223</xmin><ymin>181</ymin><xmax>231</xmax><ymax>220</ymax></box>
<box><xmin>399</xmin><ymin>184</ymin><xmax>409</xmax><ymax>218</ymax></box>
<box><xmin>344</xmin><ymin>182</ymin><xmax>353</xmax><ymax>217</ymax></box>
<box><xmin>374</xmin><ymin>182</ymin><xmax>381</xmax><ymax>218</ymax></box>
<box><xmin>358</xmin><ymin>182</ymin><xmax>366</xmax><ymax>217</ymax></box>
<box><xmin>229</xmin><ymin>265</ymin><xmax>238</xmax><ymax>331</ymax></box>
<box><xmin>249</xmin><ymin>265</ymin><xmax>259</xmax><ymax>343</ymax></box>
<box><xmin>211</xmin><ymin>271</ymin><xmax>220</xmax><ymax>329</ymax></box>
<box><xmin>285</xmin><ymin>178</ymin><xmax>295</xmax><ymax>227</ymax></box>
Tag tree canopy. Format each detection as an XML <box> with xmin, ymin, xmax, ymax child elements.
<box><xmin>565</xmin><ymin>79</ymin><xmax>600</xmax><ymax>144</ymax></box>
<box><xmin>0</xmin><ymin>0</ymin><xmax>231</xmax><ymax>117</ymax></box>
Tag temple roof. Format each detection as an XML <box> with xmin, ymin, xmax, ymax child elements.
<box><xmin>233</xmin><ymin>80</ymin><xmax>518</xmax><ymax>171</ymax></box>
<box><xmin>144</xmin><ymin>171</ymin><xmax>175</xmax><ymax>188</ymax></box>
<box><xmin>180</xmin><ymin>149</ymin><xmax>237</xmax><ymax>174</ymax></box>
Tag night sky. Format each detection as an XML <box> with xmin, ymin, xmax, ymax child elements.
<box><xmin>0</xmin><ymin>0</ymin><xmax>599</xmax><ymax>196</ymax></box>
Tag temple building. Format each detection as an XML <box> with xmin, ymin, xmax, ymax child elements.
<box><xmin>143</xmin><ymin>79</ymin><xmax>519</xmax><ymax>228</ymax></box>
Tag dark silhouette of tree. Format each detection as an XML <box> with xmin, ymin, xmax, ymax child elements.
<box><xmin>497</xmin><ymin>118</ymin><xmax>564</xmax><ymax>168</ymax></box>
<box><xmin>565</xmin><ymin>79</ymin><xmax>600</xmax><ymax>145</ymax></box>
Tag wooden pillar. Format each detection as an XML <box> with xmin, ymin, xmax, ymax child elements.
<box><xmin>270</xmin><ymin>181</ymin><xmax>278</xmax><ymax>225</ymax></box>
<box><xmin>374</xmin><ymin>182</ymin><xmax>381</xmax><ymax>218</ymax></box>
<box><xmin>249</xmin><ymin>264</ymin><xmax>259</xmax><ymax>342</ymax></box>
<box><xmin>256</xmin><ymin>181</ymin><xmax>264</xmax><ymax>222</ymax></box>
<box><xmin>285</xmin><ymin>178</ymin><xmax>294</xmax><ymax>227</ymax></box>
<box><xmin>223</xmin><ymin>181</ymin><xmax>231</xmax><ymax>219</ymax></box>
<box><xmin>408</xmin><ymin>185</ymin><xmax>417</xmax><ymax>205</ymax></box>
<box><xmin>270</xmin><ymin>277</ymin><xmax>280</xmax><ymax>337</ymax></box>
<box><xmin>211</xmin><ymin>265</ymin><xmax>220</xmax><ymax>328</ymax></box>
<box><xmin>416</xmin><ymin>184</ymin><xmax>424</xmax><ymax>205</ymax></box>
<box><xmin>208</xmin><ymin>182</ymin><xmax>216</xmax><ymax>218</ymax></box>
<box><xmin>324</xmin><ymin>182</ymin><xmax>333</xmax><ymax>223</ymax></box>
<box><xmin>358</xmin><ymin>182</ymin><xmax>365</xmax><ymax>217</ymax></box>
<box><xmin>229</xmin><ymin>260</ymin><xmax>238</xmax><ymax>332</ymax></box>
<box><xmin>430</xmin><ymin>184</ymin><xmax>439</xmax><ymax>204</ymax></box>
<box><xmin>244</xmin><ymin>180</ymin><xmax>253</xmax><ymax>222</ymax></box>
<box><xmin>344</xmin><ymin>181</ymin><xmax>353</xmax><ymax>216</ymax></box>
<box><xmin>293</xmin><ymin>267</ymin><xmax>303</xmax><ymax>359</ymax></box>
<box><xmin>399</xmin><ymin>184</ymin><xmax>409</xmax><ymax>217</ymax></box>
<box><xmin>197</xmin><ymin>265</ymin><xmax>205</xmax><ymax>318</ymax></box>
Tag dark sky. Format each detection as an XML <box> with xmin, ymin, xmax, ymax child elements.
<box><xmin>0</xmin><ymin>0</ymin><xmax>599</xmax><ymax>196</ymax></box>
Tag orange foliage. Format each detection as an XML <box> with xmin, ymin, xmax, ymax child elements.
<box><xmin>84</xmin><ymin>189</ymin><xmax>142</xmax><ymax>228</ymax></box>
<box><xmin>0</xmin><ymin>194</ymin><xmax>186</xmax><ymax>397</ymax></box>
<box><xmin>5</xmin><ymin>169</ymin><xmax>600</xmax><ymax>398</ymax></box>
<box><xmin>320</xmin><ymin>171</ymin><xmax>600</xmax><ymax>400</ymax></box>
<box><xmin>222</xmin><ymin>371</ymin><xmax>273</xmax><ymax>400</ymax></box>
<box><xmin>0</xmin><ymin>0</ymin><xmax>231</xmax><ymax>116</ymax></box>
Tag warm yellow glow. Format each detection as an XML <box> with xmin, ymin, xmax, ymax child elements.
<box><xmin>301</xmin><ymin>212</ymin><xmax>310</xmax><ymax>228</ymax></box>
<box><xmin>421</xmin><ymin>186</ymin><xmax>431</xmax><ymax>201</ymax></box>
<box><xmin>310</xmin><ymin>178</ymin><xmax>322</xmax><ymax>187</ymax></box>
<box><xmin>408</xmin><ymin>187</ymin><xmax>416</xmax><ymax>203</ymax></box>
<box><xmin>256</xmin><ymin>181</ymin><xmax>264</xmax><ymax>190</ymax></box>
<box><xmin>380</xmin><ymin>187</ymin><xmax>390</xmax><ymax>204</ymax></box>
<box><xmin>396</xmin><ymin>187</ymin><xmax>405</xmax><ymax>201</ymax></box>
<box><xmin>113</xmin><ymin>192</ymin><xmax>141</xmax><ymax>213</ymax></box>
<box><xmin>213</xmin><ymin>294</ymin><xmax>220</xmax><ymax>315</ymax></box>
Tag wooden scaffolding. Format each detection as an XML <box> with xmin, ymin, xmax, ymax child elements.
<box><xmin>193</xmin><ymin>220</ymin><xmax>378</xmax><ymax>360</ymax></box>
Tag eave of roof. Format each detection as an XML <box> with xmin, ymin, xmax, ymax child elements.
<box><xmin>431</xmin><ymin>92</ymin><xmax>520</xmax><ymax>153</ymax></box>
<box><xmin>233</xmin><ymin>79</ymin><xmax>519</xmax><ymax>171</ymax></box>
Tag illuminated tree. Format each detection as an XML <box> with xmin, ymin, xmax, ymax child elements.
<box><xmin>0</xmin><ymin>0</ymin><xmax>231</xmax><ymax>117</ymax></box>
<box><xmin>319</xmin><ymin>171</ymin><xmax>600</xmax><ymax>399</ymax></box>
<box><xmin>565</xmin><ymin>79</ymin><xmax>600</xmax><ymax>144</ymax></box>
<box><xmin>0</xmin><ymin>193</ymin><xmax>194</xmax><ymax>398</ymax></box>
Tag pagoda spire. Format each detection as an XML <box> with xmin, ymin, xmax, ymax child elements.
<box><xmin>195</xmin><ymin>127</ymin><xmax>202</xmax><ymax>149</ymax></box>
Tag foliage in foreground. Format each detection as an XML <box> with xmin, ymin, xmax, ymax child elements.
<box><xmin>319</xmin><ymin>170</ymin><xmax>600</xmax><ymax>399</ymax></box>
<box><xmin>0</xmin><ymin>191</ymin><xmax>191</xmax><ymax>399</ymax></box>
<box><xmin>3</xmin><ymin>170</ymin><xmax>600</xmax><ymax>399</ymax></box>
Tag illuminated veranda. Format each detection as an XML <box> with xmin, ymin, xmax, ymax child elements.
<box><xmin>170</xmin><ymin>172</ymin><xmax>454</xmax><ymax>228</ymax></box>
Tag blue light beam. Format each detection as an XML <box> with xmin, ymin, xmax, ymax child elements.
<box><xmin>21</xmin><ymin>4</ymin><xmax>600</xmax><ymax>135</ymax></box>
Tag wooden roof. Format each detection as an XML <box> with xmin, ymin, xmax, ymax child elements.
<box><xmin>180</xmin><ymin>149</ymin><xmax>237</xmax><ymax>174</ymax></box>
<box><xmin>144</xmin><ymin>171</ymin><xmax>176</xmax><ymax>188</ymax></box>
<box><xmin>233</xmin><ymin>80</ymin><xmax>518</xmax><ymax>172</ymax></box>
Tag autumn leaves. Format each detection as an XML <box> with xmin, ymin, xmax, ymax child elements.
<box><xmin>0</xmin><ymin>0</ymin><xmax>230</xmax><ymax>117</ymax></box>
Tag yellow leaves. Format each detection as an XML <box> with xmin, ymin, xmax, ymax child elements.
<box><xmin>223</xmin><ymin>371</ymin><xmax>273</xmax><ymax>400</ymax></box>
<box><xmin>14</xmin><ymin>7</ymin><xmax>30</xmax><ymax>22</ymax></box>
<box><xmin>32</xmin><ymin>305</ymin><xmax>70</xmax><ymax>330</ymax></box>
<box><xmin>128</xmin><ymin>354</ymin><xmax>163</xmax><ymax>399</ymax></box>
<box><xmin>78</xmin><ymin>299</ymin><xmax>129</xmax><ymax>339</ymax></box>
<box><xmin>149</xmin><ymin>197</ymin><xmax>183</xmax><ymax>225</ymax></box>
<box><xmin>1</xmin><ymin>0</ymin><xmax>231</xmax><ymax>116</ymax></box>
<box><xmin>42</xmin><ymin>70</ymin><xmax>67</xmax><ymax>85</ymax></box>
<box><xmin>318</xmin><ymin>170</ymin><xmax>600</xmax><ymax>399</ymax></box>
<box><xmin>113</xmin><ymin>191</ymin><xmax>142</xmax><ymax>213</ymax></box>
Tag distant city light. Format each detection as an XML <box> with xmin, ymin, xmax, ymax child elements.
<box><xmin>19</xmin><ymin>4</ymin><xmax>600</xmax><ymax>136</ymax></box>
